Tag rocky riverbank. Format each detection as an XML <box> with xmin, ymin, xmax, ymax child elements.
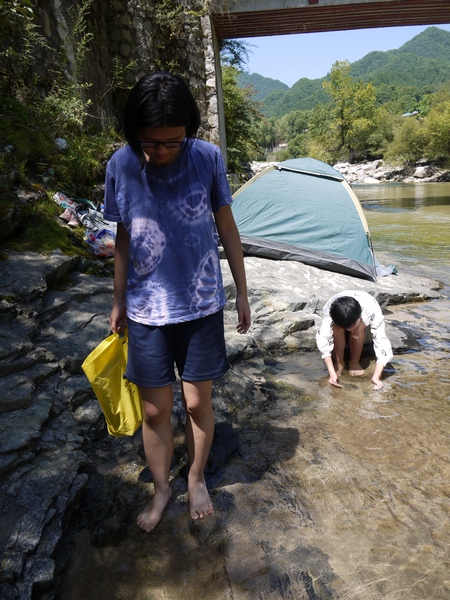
<box><xmin>0</xmin><ymin>249</ymin><xmax>444</xmax><ymax>599</ymax></box>
<box><xmin>250</xmin><ymin>159</ymin><xmax>450</xmax><ymax>184</ymax></box>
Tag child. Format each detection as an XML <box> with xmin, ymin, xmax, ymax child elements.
<box><xmin>104</xmin><ymin>72</ymin><xmax>251</xmax><ymax>533</ymax></box>
<box><xmin>316</xmin><ymin>290</ymin><xmax>393</xmax><ymax>390</ymax></box>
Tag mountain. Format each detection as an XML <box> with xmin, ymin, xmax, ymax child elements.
<box><xmin>400</xmin><ymin>25</ymin><xmax>450</xmax><ymax>61</ymax></box>
<box><xmin>237</xmin><ymin>72</ymin><xmax>288</xmax><ymax>102</ymax></box>
<box><xmin>355</xmin><ymin>52</ymin><xmax>450</xmax><ymax>88</ymax></box>
<box><xmin>263</xmin><ymin>78</ymin><xmax>327</xmax><ymax>117</ymax></box>
<box><xmin>239</xmin><ymin>73</ymin><xmax>327</xmax><ymax>117</ymax></box>
<box><xmin>351</xmin><ymin>27</ymin><xmax>450</xmax><ymax>87</ymax></box>
<box><xmin>240</xmin><ymin>26</ymin><xmax>450</xmax><ymax>118</ymax></box>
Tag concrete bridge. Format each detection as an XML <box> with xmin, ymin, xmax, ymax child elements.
<box><xmin>211</xmin><ymin>0</ymin><xmax>450</xmax><ymax>39</ymax></box>
<box><xmin>209</xmin><ymin>0</ymin><xmax>450</xmax><ymax>162</ymax></box>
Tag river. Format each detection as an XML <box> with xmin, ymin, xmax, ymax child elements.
<box><xmin>358</xmin><ymin>182</ymin><xmax>450</xmax><ymax>293</ymax></box>
<box><xmin>60</xmin><ymin>183</ymin><xmax>450</xmax><ymax>600</ymax></box>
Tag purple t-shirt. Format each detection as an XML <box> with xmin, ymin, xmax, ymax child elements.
<box><xmin>104</xmin><ymin>139</ymin><xmax>232</xmax><ymax>326</ymax></box>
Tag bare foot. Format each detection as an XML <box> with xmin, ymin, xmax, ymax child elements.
<box><xmin>335</xmin><ymin>362</ymin><xmax>345</xmax><ymax>377</ymax></box>
<box><xmin>137</xmin><ymin>487</ymin><xmax>172</xmax><ymax>533</ymax></box>
<box><xmin>349</xmin><ymin>361</ymin><xmax>365</xmax><ymax>377</ymax></box>
<box><xmin>188</xmin><ymin>479</ymin><xmax>214</xmax><ymax>520</ymax></box>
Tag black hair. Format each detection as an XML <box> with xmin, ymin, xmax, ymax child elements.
<box><xmin>329</xmin><ymin>296</ymin><xmax>362</xmax><ymax>329</ymax></box>
<box><xmin>123</xmin><ymin>72</ymin><xmax>201</xmax><ymax>167</ymax></box>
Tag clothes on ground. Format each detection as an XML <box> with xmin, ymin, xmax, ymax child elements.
<box><xmin>316</xmin><ymin>290</ymin><xmax>393</xmax><ymax>366</ymax></box>
<box><xmin>53</xmin><ymin>192</ymin><xmax>116</xmax><ymax>256</ymax></box>
<box><xmin>104</xmin><ymin>139</ymin><xmax>231</xmax><ymax>326</ymax></box>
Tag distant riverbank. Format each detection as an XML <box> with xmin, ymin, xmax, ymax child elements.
<box><xmin>250</xmin><ymin>159</ymin><xmax>450</xmax><ymax>184</ymax></box>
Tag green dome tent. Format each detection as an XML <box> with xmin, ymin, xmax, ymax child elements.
<box><xmin>231</xmin><ymin>158</ymin><xmax>377</xmax><ymax>281</ymax></box>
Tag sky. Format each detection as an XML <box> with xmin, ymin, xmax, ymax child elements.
<box><xmin>239</xmin><ymin>24</ymin><xmax>450</xmax><ymax>87</ymax></box>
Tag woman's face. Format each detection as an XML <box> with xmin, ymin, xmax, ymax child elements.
<box><xmin>137</xmin><ymin>125</ymin><xmax>186</xmax><ymax>166</ymax></box>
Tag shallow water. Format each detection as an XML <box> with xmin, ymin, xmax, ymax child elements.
<box><xmin>60</xmin><ymin>183</ymin><xmax>450</xmax><ymax>600</ymax></box>
<box><xmin>357</xmin><ymin>182</ymin><xmax>450</xmax><ymax>289</ymax></box>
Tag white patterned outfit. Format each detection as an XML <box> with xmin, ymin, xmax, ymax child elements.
<box><xmin>316</xmin><ymin>290</ymin><xmax>393</xmax><ymax>366</ymax></box>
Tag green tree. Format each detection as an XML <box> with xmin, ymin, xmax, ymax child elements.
<box><xmin>221</xmin><ymin>63</ymin><xmax>265</xmax><ymax>173</ymax></box>
<box><xmin>219</xmin><ymin>39</ymin><xmax>251</xmax><ymax>70</ymax></box>
<box><xmin>423</xmin><ymin>97</ymin><xmax>450</xmax><ymax>160</ymax></box>
<box><xmin>254</xmin><ymin>116</ymin><xmax>278</xmax><ymax>160</ymax></box>
<box><xmin>364</xmin><ymin>106</ymin><xmax>399</xmax><ymax>159</ymax></box>
<box><xmin>272</xmin><ymin>110</ymin><xmax>312</xmax><ymax>160</ymax></box>
<box><xmin>0</xmin><ymin>0</ymin><xmax>117</xmax><ymax>192</ymax></box>
<box><xmin>0</xmin><ymin>0</ymin><xmax>46</xmax><ymax>96</ymax></box>
<box><xmin>384</xmin><ymin>116</ymin><xmax>428</xmax><ymax>164</ymax></box>
<box><xmin>310</xmin><ymin>61</ymin><xmax>378</xmax><ymax>162</ymax></box>
<box><xmin>277</xmin><ymin>110</ymin><xmax>309</xmax><ymax>140</ymax></box>
<box><xmin>307</xmin><ymin>101</ymin><xmax>335</xmax><ymax>163</ymax></box>
<box><xmin>275</xmin><ymin>133</ymin><xmax>311</xmax><ymax>161</ymax></box>
<box><xmin>385</xmin><ymin>85</ymin><xmax>450</xmax><ymax>164</ymax></box>
<box><xmin>416</xmin><ymin>91</ymin><xmax>435</xmax><ymax>117</ymax></box>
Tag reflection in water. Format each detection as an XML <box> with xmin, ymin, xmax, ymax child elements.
<box><xmin>357</xmin><ymin>181</ymin><xmax>450</xmax><ymax>208</ymax></box>
<box><xmin>60</xmin><ymin>185</ymin><xmax>450</xmax><ymax>600</ymax></box>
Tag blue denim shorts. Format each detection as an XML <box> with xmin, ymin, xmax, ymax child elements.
<box><xmin>126</xmin><ymin>310</ymin><xmax>229</xmax><ymax>388</ymax></box>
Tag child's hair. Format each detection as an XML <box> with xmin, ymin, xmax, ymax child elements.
<box><xmin>123</xmin><ymin>72</ymin><xmax>201</xmax><ymax>166</ymax></box>
<box><xmin>330</xmin><ymin>296</ymin><xmax>362</xmax><ymax>329</ymax></box>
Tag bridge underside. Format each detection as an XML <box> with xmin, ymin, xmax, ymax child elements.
<box><xmin>212</xmin><ymin>0</ymin><xmax>450</xmax><ymax>39</ymax></box>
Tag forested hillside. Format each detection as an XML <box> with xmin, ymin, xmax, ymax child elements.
<box><xmin>240</xmin><ymin>27</ymin><xmax>450</xmax><ymax>117</ymax></box>
<box><xmin>400</xmin><ymin>25</ymin><xmax>450</xmax><ymax>61</ymax></box>
<box><xmin>237</xmin><ymin>72</ymin><xmax>288</xmax><ymax>102</ymax></box>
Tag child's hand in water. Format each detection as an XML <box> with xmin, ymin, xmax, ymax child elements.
<box><xmin>329</xmin><ymin>374</ymin><xmax>342</xmax><ymax>388</ymax></box>
<box><xmin>372</xmin><ymin>377</ymin><xmax>383</xmax><ymax>390</ymax></box>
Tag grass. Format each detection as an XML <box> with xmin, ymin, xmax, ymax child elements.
<box><xmin>0</xmin><ymin>96</ymin><xmax>119</xmax><ymax>258</ymax></box>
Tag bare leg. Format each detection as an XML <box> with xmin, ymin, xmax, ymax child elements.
<box><xmin>348</xmin><ymin>320</ymin><xmax>367</xmax><ymax>376</ymax></box>
<box><xmin>332</xmin><ymin>325</ymin><xmax>346</xmax><ymax>376</ymax></box>
<box><xmin>181</xmin><ymin>380</ymin><xmax>214</xmax><ymax>520</ymax></box>
<box><xmin>137</xmin><ymin>385</ymin><xmax>174</xmax><ymax>533</ymax></box>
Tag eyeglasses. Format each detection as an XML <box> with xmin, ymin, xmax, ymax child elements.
<box><xmin>138</xmin><ymin>139</ymin><xmax>186</xmax><ymax>149</ymax></box>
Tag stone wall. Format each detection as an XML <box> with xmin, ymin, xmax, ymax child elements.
<box><xmin>34</xmin><ymin>0</ymin><xmax>220</xmax><ymax>142</ymax></box>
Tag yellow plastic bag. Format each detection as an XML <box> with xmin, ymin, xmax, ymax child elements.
<box><xmin>82</xmin><ymin>331</ymin><xmax>142</xmax><ymax>436</ymax></box>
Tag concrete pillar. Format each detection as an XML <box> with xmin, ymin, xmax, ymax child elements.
<box><xmin>211</xmin><ymin>22</ymin><xmax>228</xmax><ymax>166</ymax></box>
<box><xmin>202</xmin><ymin>14</ymin><xmax>228</xmax><ymax>166</ymax></box>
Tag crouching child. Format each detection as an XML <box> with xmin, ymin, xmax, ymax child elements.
<box><xmin>316</xmin><ymin>290</ymin><xmax>393</xmax><ymax>390</ymax></box>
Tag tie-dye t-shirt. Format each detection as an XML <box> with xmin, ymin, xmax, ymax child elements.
<box><xmin>104</xmin><ymin>139</ymin><xmax>232</xmax><ymax>326</ymax></box>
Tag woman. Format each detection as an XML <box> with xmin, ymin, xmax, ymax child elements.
<box><xmin>104</xmin><ymin>72</ymin><xmax>251</xmax><ymax>532</ymax></box>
